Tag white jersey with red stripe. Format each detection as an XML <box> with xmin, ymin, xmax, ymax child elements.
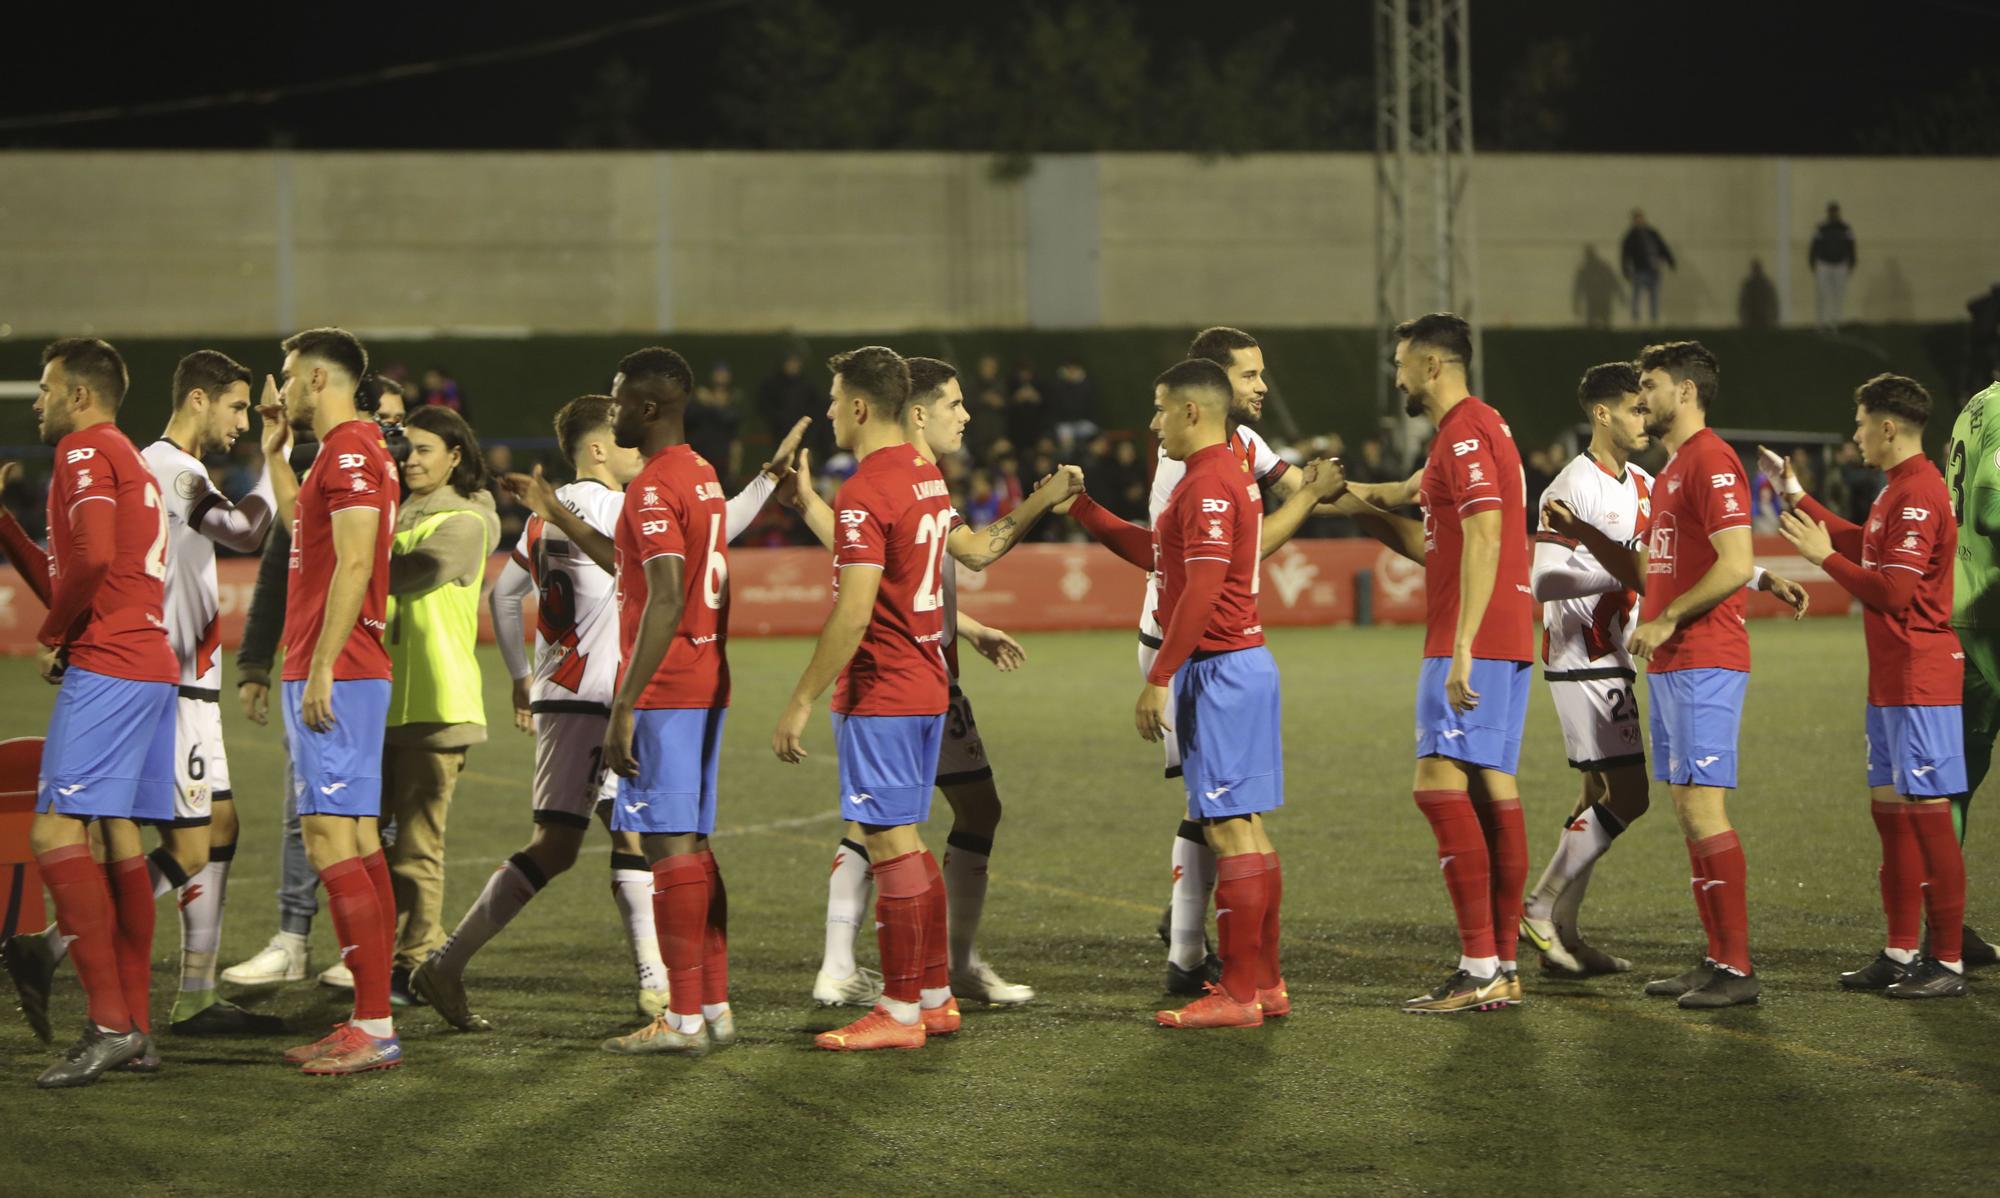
<box><xmin>141</xmin><ymin>438</ymin><xmax>225</xmax><ymax>690</ymax></box>
<box><xmin>1138</xmin><ymin>425</ymin><xmax>1288</xmax><ymax>638</ymax></box>
<box><xmin>1536</xmin><ymin>452</ymin><xmax>1653</xmax><ymax>674</ymax></box>
<box><xmin>519</xmin><ymin>480</ymin><xmax>625</xmax><ymax>710</ymax></box>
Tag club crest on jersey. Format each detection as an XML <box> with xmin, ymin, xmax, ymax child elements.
<box><xmin>1206</xmin><ymin>519</ymin><xmax>1226</xmax><ymax>539</ymax></box>
<box><xmin>1723</xmin><ymin>492</ymin><xmax>1740</xmax><ymax>514</ymax></box>
<box><xmin>1666</xmin><ymin>477</ymin><xmax>1681</xmax><ymax>493</ymax></box>
<box><xmin>73</xmin><ymin>469</ymin><xmax>93</xmax><ymax>490</ymax></box>
<box><xmin>1468</xmin><ymin>464</ymin><xmax>1486</xmax><ymax>484</ymax></box>
<box><xmin>640</xmin><ymin>486</ymin><xmax>663</xmax><ymax>508</ymax></box>
<box><xmin>174</xmin><ymin>470</ymin><xmax>205</xmax><ymax>501</ymax></box>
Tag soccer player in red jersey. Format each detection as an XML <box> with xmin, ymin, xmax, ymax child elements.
<box><xmin>12</xmin><ymin>339</ymin><xmax>179</xmax><ymax>1087</ymax></box>
<box><xmin>1771</xmin><ymin>375</ymin><xmax>1971</xmax><ymax>998</ymax></box>
<box><xmin>273</xmin><ymin>328</ymin><xmax>405</xmax><ymax>1072</ymax></box>
<box><xmin>1347</xmin><ymin>314</ymin><xmax>1538</xmax><ymax>1014</ymax></box>
<box><xmin>1069</xmin><ymin>359</ymin><xmax>1343</xmax><ymax>1026</ymax></box>
<box><xmin>773</xmin><ymin>346</ymin><xmax>961</xmax><ymax>1051</ymax></box>
<box><xmin>1627</xmin><ymin>341</ymin><xmax>1763</xmax><ymax>1009</ymax></box>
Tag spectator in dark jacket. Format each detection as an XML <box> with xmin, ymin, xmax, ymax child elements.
<box><xmin>1620</xmin><ymin>209</ymin><xmax>1676</xmax><ymax>324</ymax></box>
<box><xmin>758</xmin><ymin>351</ymin><xmax>825</xmax><ymax>460</ymax></box>
<box><xmin>1810</xmin><ymin>202</ymin><xmax>1858</xmax><ymax>330</ymax></box>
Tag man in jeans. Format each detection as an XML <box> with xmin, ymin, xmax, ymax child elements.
<box><xmin>224</xmin><ymin>380</ymin><xmax>409</xmax><ymax>991</ymax></box>
<box><xmin>1620</xmin><ymin>209</ymin><xmax>1677</xmax><ymax>325</ymax></box>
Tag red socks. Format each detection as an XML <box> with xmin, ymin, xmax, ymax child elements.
<box><xmin>1872</xmin><ymin>798</ymin><xmax>1924</xmax><ymax>952</ymax></box>
<box><xmin>1685</xmin><ymin>840</ymin><xmax>1720</xmax><ymax>962</ymax></box>
<box><xmin>1909</xmin><ymin>802</ymin><xmax>1966</xmax><ymax>965</ymax></box>
<box><xmin>1475</xmin><ymin>799</ymin><xmax>1528</xmax><ymax>963</ymax></box>
<box><xmin>697</xmin><ymin>850</ymin><xmax>729</xmax><ymax>1006</ymax></box>
<box><xmin>36</xmin><ymin>844</ymin><xmax>130</xmax><ymax>1033</ymax></box>
<box><xmin>1414</xmin><ymin>790</ymin><xmax>1495</xmax><ymax>959</ymax></box>
<box><xmin>1691</xmin><ymin>831</ymin><xmax>1751</xmax><ymax>974</ymax></box>
<box><xmin>651</xmin><ymin>855</ymin><xmax>709</xmax><ymax>1019</ymax></box>
<box><xmin>321</xmin><ymin>857</ymin><xmax>391</xmax><ymax>1022</ymax></box>
<box><xmin>107</xmin><ymin>856</ymin><xmax>156</xmax><ymax>1034</ymax></box>
<box><xmin>1259</xmin><ymin>851</ymin><xmax>1282</xmax><ymax>989</ymax></box>
<box><xmin>873</xmin><ymin>851</ymin><xmax>930</xmax><ymax>1004</ymax></box>
<box><xmin>1213</xmin><ymin>853</ymin><xmax>1269</xmax><ymax>1004</ymax></box>
<box><xmin>361</xmin><ymin>849</ymin><xmax>397</xmax><ymax>954</ymax></box>
<box><xmin>920</xmin><ymin>851</ymin><xmax>950</xmax><ymax>993</ymax></box>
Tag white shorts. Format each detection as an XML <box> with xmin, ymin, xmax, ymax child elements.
<box><xmin>172</xmin><ymin>691</ymin><xmax>232</xmax><ymax>826</ymax></box>
<box><xmin>532</xmin><ymin>709</ymin><xmax>617</xmax><ymax>828</ymax></box>
<box><xmin>937</xmin><ymin>684</ymin><xmax>992</xmax><ymax>785</ymax></box>
<box><xmin>1546</xmin><ymin>668</ymin><xmax>1645</xmax><ymax>771</ymax></box>
<box><xmin>1136</xmin><ymin>637</ymin><xmax>1184</xmax><ymax>777</ymax></box>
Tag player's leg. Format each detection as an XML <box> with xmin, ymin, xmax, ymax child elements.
<box><xmin>936</xmin><ymin>687</ymin><xmax>1033</xmax><ymax>1004</ymax></box>
<box><xmin>1525</xmin><ymin>672</ymin><xmax>1647</xmax><ymax>971</ymax></box>
<box><xmin>1147</xmin><ymin>634</ymin><xmax>1219</xmax><ymax>990</ymax></box>
<box><xmin>1156</xmin><ymin>649</ymin><xmax>1280</xmax><ymax>1029</ymax></box>
<box><xmin>1654</xmin><ymin>668</ymin><xmax>1757</xmax><ymax>1009</ymax></box>
<box><xmin>814</xmin><ymin>820</ymin><xmax>881</xmax><ymax>1005</ymax></box>
<box><xmin>1844</xmin><ymin>706</ymin><xmax>1922</xmax><ymax>990</ymax></box>
<box><xmin>815</xmin><ymin>713</ymin><xmax>944</xmax><ymax>1051</ymax></box>
<box><xmin>1883</xmin><ymin>705</ymin><xmax>1971</xmax><ymax>998</ymax></box>
<box><xmin>608</xmin><ymin>824</ymin><xmax>672</xmax><ymax>1015</ymax></box>
<box><xmin>692</xmin><ymin>708</ymin><xmax>735</xmax><ymax>1045</ymax></box>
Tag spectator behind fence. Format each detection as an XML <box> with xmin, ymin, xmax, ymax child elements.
<box><xmin>689</xmin><ymin>361</ymin><xmax>745</xmax><ymax>487</ymax></box>
<box><xmin>1351</xmin><ymin>436</ymin><xmax>1400</xmax><ymax>486</ymax></box>
<box><xmin>964</xmin><ymin>469</ymin><xmax>1002</xmax><ymax>528</ymax></box>
<box><xmin>1084</xmin><ymin>434</ymin><xmax>1149</xmax><ymax>522</ymax></box>
<box><xmin>1045</xmin><ymin>358</ymin><xmax>1100</xmax><ymax>451</ymax></box>
<box><xmin>1810</xmin><ymin>202</ymin><xmax>1858</xmax><ymax>330</ymax></box>
<box><xmin>1739</xmin><ymin>259</ymin><xmax>1780</xmax><ymax>329</ymax></box>
<box><xmin>1572</xmin><ymin>244</ymin><xmax>1622</xmax><ymax>329</ymax></box>
<box><xmin>1620</xmin><ymin>208</ymin><xmax>1676</xmax><ymax>324</ymax></box>
<box><xmin>420</xmin><ymin>367</ymin><xmax>465</xmax><ymax>415</ymax></box>
<box><xmin>758</xmin><ymin>351</ymin><xmax>826</xmax><ymax>460</ymax></box>
<box><xmin>1006</xmin><ymin>362</ymin><xmax>1044</xmax><ymax>451</ymax></box>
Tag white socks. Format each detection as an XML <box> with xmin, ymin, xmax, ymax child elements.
<box><xmin>1167</xmin><ymin>823</ymin><xmax>1216</xmax><ymax>970</ymax></box>
<box><xmin>1459</xmin><ymin>954</ymin><xmax>1501</xmax><ymax>977</ymax></box>
<box><xmin>355</xmin><ymin>1016</ymin><xmax>395</xmax><ymax>1038</ymax></box>
<box><xmin>822</xmin><ymin>838</ymin><xmax>872</xmax><ymax>977</ymax></box>
<box><xmin>881</xmin><ymin>997</ymin><xmax>921</xmax><ymax>1026</ymax></box>
<box><xmin>1525</xmin><ymin>802</ymin><xmax>1625</xmax><ymax>922</ymax></box>
<box><xmin>179</xmin><ymin>849</ymin><xmax>232</xmax><ymax>993</ymax></box>
<box><xmin>942</xmin><ymin>832</ymin><xmax>993</xmax><ymax>975</ymax></box>
<box><xmin>610</xmin><ymin>854</ymin><xmax>668</xmax><ymax>993</ymax></box>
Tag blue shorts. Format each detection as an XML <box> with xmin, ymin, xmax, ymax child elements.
<box><xmin>1175</xmin><ymin>647</ymin><xmax>1284</xmax><ymax>820</ymax></box>
<box><xmin>612</xmin><ymin>707</ymin><xmax>727</xmax><ymax>836</ymax></box>
<box><xmin>1647</xmin><ymin>668</ymin><xmax>1748</xmax><ymax>788</ymax></box>
<box><xmin>282</xmin><ymin>679</ymin><xmax>391</xmax><ymax>817</ymax></box>
<box><xmin>833</xmin><ymin>712</ymin><xmax>945</xmax><ymax>828</ymax></box>
<box><xmin>1866</xmin><ymin>703</ymin><xmax>1966</xmax><ymax>798</ymax></box>
<box><xmin>1415</xmin><ymin>657</ymin><xmax>1532</xmax><ymax>774</ymax></box>
<box><xmin>37</xmin><ymin>668</ymin><xmax>175</xmax><ymax>823</ymax></box>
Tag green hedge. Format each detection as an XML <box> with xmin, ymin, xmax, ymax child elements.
<box><xmin>0</xmin><ymin>323</ymin><xmax>1973</xmax><ymax>456</ymax></box>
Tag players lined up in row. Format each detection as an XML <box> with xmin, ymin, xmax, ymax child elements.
<box><xmin>5</xmin><ymin>315</ymin><xmax>1993</xmax><ymax>1088</ymax></box>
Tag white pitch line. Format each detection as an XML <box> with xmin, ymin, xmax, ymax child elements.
<box><xmin>446</xmin><ymin>810</ymin><xmax>840</xmax><ymax>871</ymax></box>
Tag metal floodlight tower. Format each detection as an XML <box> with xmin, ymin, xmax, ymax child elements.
<box><xmin>1375</xmin><ymin>0</ymin><xmax>1482</xmax><ymax>458</ymax></box>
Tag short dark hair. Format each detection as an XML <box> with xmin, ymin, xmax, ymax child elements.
<box><xmin>1393</xmin><ymin>312</ymin><xmax>1474</xmax><ymax>368</ymax></box>
<box><xmin>282</xmin><ymin>327</ymin><xmax>368</xmax><ymax>383</ymax></box>
<box><xmin>553</xmin><ymin>395</ymin><xmax>615</xmax><ymax>469</ymax></box>
<box><xmin>171</xmin><ymin>350</ymin><xmax>252</xmax><ymax>410</ymax></box>
<box><xmin>828</xmin><ymin>346</ymin><xmax>911</xmax><ymax>420</ymax></box>
<box><xmin>1154</xmin><ymin>358</ymin><xmax>1233</xmax><ymax>405</ymax></box>
<box><xmin>1638</xmin><ymin>340</ymin><xmax>1720</xmax><ymax>410</ymax></box>
<box><xmin>1577</xmin><ymin>361</ymin><xmax>1642</xmax><ymax>413</ymax></box>
<box><xmin>616</xmin><ymin>347</ymin><xmax>695</xmax><ymax>404</ymax></box>
<box><xmin>906</xmin><ymin>357</ymin><xmax>959</xmax><ymax>407</ymax></box>
<box><xmin>356</xmin><ymin>374</ymin><xmax>405</xmax><ymax>415</ymax></box>
<box><xmin>42</xmin><ymin>338</ymin><xmax>129</xmax><ymax>409</ymax></box>
<box><xmin>404</xmin><ymin>404</ymin><xmax>492</xmax><ymax>498</ymax></box>
<box><xmin>1855</xmin><ymin>373</ymin><xmax>1931</xmax><ymax>428</ymax></box>
<box><xmin>1187</xmin><ymin>327</ymin><xmax>1259</xmax><ymax>368</ymax></box>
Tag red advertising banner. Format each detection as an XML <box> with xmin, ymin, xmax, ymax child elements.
<box><xmin>0</xmin><ymin>536</ymin><xmax>1850</xmax><ymax>657</ymax></box>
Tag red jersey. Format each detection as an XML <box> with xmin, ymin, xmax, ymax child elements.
<box><xmin>42</xmin><ymin>424</ymin><xmax>177</xmax><ymax>682</ymax></box>
<box><xmin>1857</xmin><ymin>456</ymin><xmax>1961</xmax><ymax>706</ymax></box>
<box><xmin>1418</xmin><ymin>397</ymin><xmax>1533</xmax><ymax>661</ymax></box>
<box><xmin>1641</xmin><ymin>428</ymin><xmax>1753</xmax><ymax>673</ymax></box>
<box><xmin>615</xmin><ymin>444</ymin><xmax>731</xmax><ymax>709</ymax></box>
<box><xmin>1149</xmin><ymin>442</ymin><xmax>1265</xmax><ymax>681</ymax></box>
<box><xmin>282</xmin><ymin>420</ymin><xmax>397</xmax><ymax>682</ymax></box>
<box><xmin>830</xmin><ymin>444</ymin><xmax>952</xmax><ymax>717</ymax></box>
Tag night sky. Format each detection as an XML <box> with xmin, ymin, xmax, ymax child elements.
<box><xmin>3</xmin><ymin>0</ymin><xmax>1993</xmax><ymax>153</ymax></box>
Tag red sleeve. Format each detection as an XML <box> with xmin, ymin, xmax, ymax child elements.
<box><xmin>321</xmin><ymin>433</ymin><xmax>391</xmax><ymax>515</ymax></box>
<box><xmin>1872</xmin><ymin>490</ymin><xmax>1944</xmax><ymax>576</ymax></box>
<box><xmin>1069</xmin><ymin>495</ymin><xmax>1152</xmax><ymax>570</ymax></box>
<box><xmin>1692</xmin><ymin>455</ymin><xmax>1754</xmax><ymax>535</ymax></box>
<box><xmin>1147</xmin><ymin>557</ymin><xmax>1228</xmax><ymax>686</ymax></box>
<box><xmin>1798</xmin><ymin>494</ymin><xmax>1865</xmax><ymax>562</ymax></box>
<box><xmin>1822</xmin><ymin>551</ymin><xmax>1921</xmax><ymax>615</ymax></box>
<box><xmin>0</xmin><ymin>510</ymin><xmax>51</xmax><ymax>607</ymax></box>
<box><xmin>37</xmin><ymin>498</ymin><xmax>114</xmax><ymax>648</ymax></box>
<box><xmin>832</xmin><ymin>484</ymin><xmax>887</xmax><ymax>570</ymax></box>
<box><xmin>1440</xmin><ymin>426</ymin><xmax>1505</xmax><ymax>514</ymax></box>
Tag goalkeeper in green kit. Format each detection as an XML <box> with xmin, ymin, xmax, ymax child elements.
<box><xmin>1944</xmin><ymin>374</ymin><xmax>2000</xmax><ymax>964</ymax></box>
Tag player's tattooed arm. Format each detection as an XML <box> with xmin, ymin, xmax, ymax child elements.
<box><xmin>502</xmin><ymin>466</ymin><xmax>617</xmax><ymax>574</ymax></box>
<box><xmin>773</xmin><ymin>564</ymin><xmax>881</xmax><ymax>763</ymax></box>
<box><xmin>1628</xmin><ymin>525</ymin><xmax>1755</xmax><ymax>660</ymax></box>
<box><xmin>1260</xmin><ymin>457</ymin><xmax>1347</xmax><ymax>559</ymax></box>
<box><xmin>949</xmin><ymin>465</ymin><xmax>1083</xmax><ymax>571</ymax></box>
<box><xmin>604</xmin><ymin>555</ymin><xmax>687</xmax><ymax>778</ymax></box>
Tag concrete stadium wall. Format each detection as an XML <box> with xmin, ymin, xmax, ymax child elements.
<box><xmin>0</xmin><ymin>151</ymin><xmax>1994</xmax><ymax>336</ymax></box>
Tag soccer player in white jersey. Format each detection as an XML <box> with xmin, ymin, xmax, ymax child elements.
<box><xmin>410</xmin><ymin>397</ymin><xmax>807</xmax><ymax>1031</ymax></box>
<box><xmin>0</xmin><ymin>351</ymin><xmax>296</xmax><ymax>1044</ymax></box>
<box><xmin>786</xmin><ymin>357</ymin><xmax>1080</xmax><ymax>1008</ymax></box>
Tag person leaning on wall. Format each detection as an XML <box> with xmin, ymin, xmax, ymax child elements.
<box><xmin>380</xmin><ymin>405</ymin><xmax>502</xmax><ymax>999</ymax></box>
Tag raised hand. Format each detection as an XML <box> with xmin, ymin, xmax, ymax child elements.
<box><xmin>777</xmin><ymin>449</ymin><xmax>816</xmax><ymax>511</ymax></box>
<box><xmin>0</xmin><ymin>461</ymin><xmax>20</xmax><ymax>491</ymax></box>
<box><xmin>761</xmin><ymin>417</ymin><xmax>812</xmax><ymax>482</ymax></box>
<box><xmin>1541</xmin><ymin>498</ymin><xmax>1583</xmax><ymax>539</ymax></box>
<box><xmin>1776</xmin><ymin>508</ymin><xmax>1834</xmax><ymax>567</ymax></box>
<box><xmin>259</xmin><ymin>375</ymin><xmax>292</xmax><ymax>462</ymax></box>
<box><xmin>1757</xmin><ymin>444</ymin><xmax>1801</xmax><ymax>505</ymax></box>
<box><xmin>500</xmin><ymin>465</ymin><xmax>561</xmax><ymax>520</ymax></box>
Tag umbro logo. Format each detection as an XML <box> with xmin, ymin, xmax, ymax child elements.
<box><xmin>1694</xmin><ymin>755</ymin><xmax>1721</xmax><ymax>768</ymax></box>
<box><xmin>319</xmin><ymin>781</ymin><xmax>347</xmax><ymax>796</ymax></box>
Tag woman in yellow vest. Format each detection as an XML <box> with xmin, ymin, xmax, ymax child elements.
<box><xmin>383</xmin><ymin>406</ymin><xmax>502</xmax><ymax>999</ymax></box>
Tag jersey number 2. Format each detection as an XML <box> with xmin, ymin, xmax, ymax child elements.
<box><xmin>913</xmin><ymin>511</ymin><xmax>950</xmax><ymax>612</ymax></box>
<box><xmin>142</xmin><ymin>483</ymin><xmax>168</xmax><ymax>580</ymax></box>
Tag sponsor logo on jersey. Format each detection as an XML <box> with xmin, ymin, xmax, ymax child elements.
<box><xmin>65</xmin><ymin>447</ymin><xmax>96</xmax><ymax>464</ymax></box>
<box><xmin>1710</xmin><ymin>472</ymin><xmax>1737</xmax><ymax>489</ymax></box>
<box><xmin>640</xmin><ymin>518</ymin><xmax>672</xmax><ymax>536</ymax></box>
<box><xmin>337</xmin><ymin>452</ymin><xmax>368</xmax><ymax>470</ymax></box>
<box><xmin>1200</xmin><ymin>498</ymin><xmax>1231</xmax><ymax>513</ymax></box>
<box><xmin>1902</xmin><ymin>506</ymin><xmax>1931</xmax><ymax>522</ymax></box>
<box><xmin>1451</xmin><ymin>438</ymin><xmax>1480</xmax><ymax>456</ymax></box>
